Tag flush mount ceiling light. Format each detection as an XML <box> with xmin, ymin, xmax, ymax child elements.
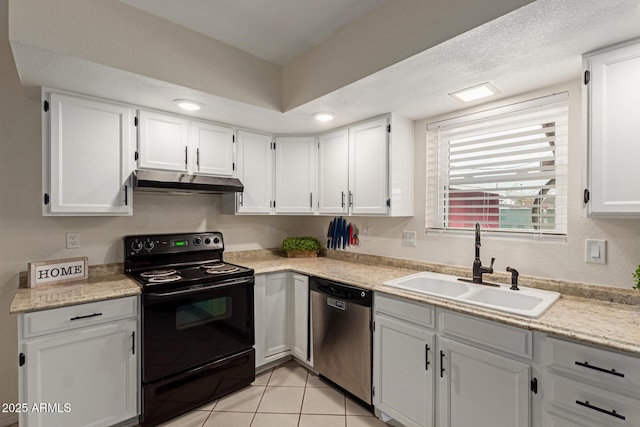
<box><xmin>313</xmin><ymin>112</ymin><xmax>335</xmax><ymax>122</ymax></box>
<box><xmin>173</xmin><ymin>99</ymin><xmax>203</xmax><ymax>111</ymax></box>
<box><xmin>449</xmin><ymin>82</ymin><xmax>499</xmax><ymax>103</ymax></box>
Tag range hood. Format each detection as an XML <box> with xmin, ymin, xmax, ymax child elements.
<box><xmin>132</xmin><ymin>170</ymin><xmax>244</xmax><ymax>194</ymax></box>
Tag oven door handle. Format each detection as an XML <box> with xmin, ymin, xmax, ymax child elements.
<box><xmin>145</xmin><ymin>277</ymin><xmax>254</xmax><ymax>299</ymax></box>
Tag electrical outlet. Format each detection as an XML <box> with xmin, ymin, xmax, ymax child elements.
<box><xmin>362</xmin><ymin>226</ymin><xmax>370</xmax><ymax>241</ymax></box>
<box><xmin>585</xmin><ymin>239</ymin><xmax>606</xmax><ymax>264</ymax></box>
<box><xmin>402</xmin><ymin>231</ymin><xmax>417</xmax><ymax>246</ymax></box>
<box><xmin>66</xmin><ymin>232</ymin><xmax>80</xmax><ymax>249</ymax></box>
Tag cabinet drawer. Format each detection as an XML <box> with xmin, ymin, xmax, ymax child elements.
<box><xmin>22</xmin><ymin>296</ymin><xmax>137</xmax><ymax>338</ymax></box>
<box><xmin>546</xmin><ymin>374</ymin><xmax>640</xmax><ymax>427</ymax></box>
<box><xmin>439</xmin><ymin>310</ymin><xmax>532</xmax><ymax>359</ymax></box>
<box><xmin>547</xmin><ymin>337</ymin><xmax>640</xmax><ymax>395</ymax></box>
<box><xmin>375</xmin><ymin>294</ymin><xmax>435</xmax><ymax>329</ymax></box>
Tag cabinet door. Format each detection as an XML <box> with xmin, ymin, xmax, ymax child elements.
<box><xmin>374</xmin><ymin>314</ymin><xmax>435</xmax><ymax>427</ymax></box>
<box><xmin>236</xmin><ymin>130</ymin><xmax>273</xmax><ymax>214</ymax></box>
<box><xmin>349</xmin><ymin>117</ymin><xmax>389</xmax><ymax>215</ymax></box>
<box><xmin>138</xmin><ymin>110</ymin><xmax>189</xmax><ymax>172</ymax></box>
<box><xmin>318</xmin><ymin>129</ymin><xmax>349</xmax><ymax>214</ymax></box>
<box><xmin>586</xmin><ymin>42</ymin><xmax>640</xmax><ymax>215</ymax></box>
<box><xmin>438</xmin><ymin>338</ymin><xmax>530</xmax><ymax>427</ymax></box>
<box><xmin>46</xmin><ymin>93</ymin><xmax>132</xmax><ymax>215</ymax></box>
<box><xmin>22</xmin><ymin>320</ymin><xmax>137</xmax><ymax>427</ymax></box>
<box><xmin>191</xmin><ymin>121</ymin><xmax>234</xmax><ymax>176</ymax></box>
<box><xmin>264</xmin><ymin>273</ymin><xmax>290</xmax><ymax>358</ymax></box>
<box><xmin>291</xmin><ymin>274</ymin><xmax>310</xmax><ymax>365</ymax></box>
<box><xmin>275</xmin><ymin>136</ymin><xmax>316</xmax><ymax>214</ymax></box>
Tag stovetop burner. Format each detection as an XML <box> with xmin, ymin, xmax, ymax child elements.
<box><xmin>147</xmin><ymin>274</ymin><xmax>182</xmax><ymax>283</ymax></box>
<box><xmin>140</xmin><ymin>269</ymin><xmax>179</xmax><ymax>278</ymax></box>
<box><xmin>201</xmin><ymin>262</ymin><xmax>240</xmax><ymax>274</ymax></box>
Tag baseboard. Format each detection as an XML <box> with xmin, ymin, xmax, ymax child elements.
<box><xmin>0</xmin><ymin>414</ymin><xmax>18</xmax><ymax>427</ymax></box>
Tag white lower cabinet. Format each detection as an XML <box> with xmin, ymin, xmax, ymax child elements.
<box><xmin>18</xmin><ymin>297</ymin><xmax>139</xmax><ymax>427</ymax></box>
<box><xmin>541</xmin><ymin>335</ymin><xmax>640</xmax><ymax>427</ymax></box>
<box><xmin>254</xmin><ymin>272</ymin><xmax>312</xmax><ymax>369</ymax></box>
<box><xmin>373</xmin><ymin>295</ymin><xmax>435</xmax><ymax>427</ymax></box>
<box><xmin>438</xmin><ymin>338</ymin><xmax>530</xmax><ymax>427</ymax></box>
<box><xmin>374</xmin><ymin>296</ymin><xmax>537</xmax><ymax>427</ymax></box>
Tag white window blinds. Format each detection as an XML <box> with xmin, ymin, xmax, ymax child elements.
<box><xmin>426</xmin><ymin>93</ymin><xmax>568</xmax><ymax>236</ymax></box>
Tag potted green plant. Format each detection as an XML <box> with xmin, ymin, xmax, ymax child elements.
<box><xmin>281</xmin><ymin>236</ymin><xmax>322</xmax><ymax>258</ymax></box>
<box><xmin>633</xmin><ymin>264</ymin><xmax>640</xmax><ymax>290</ymax></box>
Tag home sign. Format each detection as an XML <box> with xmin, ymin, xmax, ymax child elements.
<box><xmin>28</xmin><ymin>257</ymin><xmax>88</xmax><ymax>288</ymax></box>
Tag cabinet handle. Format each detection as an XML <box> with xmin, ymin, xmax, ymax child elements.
<box><xmin>576</xmin><ymin>400</ymin><xmax>625</xmax><ymax>420</ymax></box>
<box><xmin>575</xmin><ymin>361</ymin><xmax>624</xmax><ymax>378</ymax></box>
<box><xmin>196</xmin><ymin>148</ymin><xmax>200</xmax><ymax>167</ymax></box>
<box><xmin>425</xmin><ymin>344</ymin><xmax>430</xmax><ymax>370</ymax></box>
<box><xmin>185</xmin><ymin>146</ymin><xmax>188</xmax><ymax>168</ymax></box>
<box><xmin>349</xmin><ymin>191</ymin><xmax>353</xmax><ymax>207</ymax></box>
<box><xmin>310</xmin><ymin>193</ymin><xmax>313</xmax><ymax>209</ymax></box>
<box><xmin>239</xmin><ymin>193</ymin><xmax>244</xmax><ymax>207</ymax></box>
<box><xmin>132</xmin><ymin>331</ymin><xmax>136</xmax><ymax>355</ymax></box>
<box><xmin>341</xmin><ymin>191</ymin><xmax>345</xmax><ymax>208</ymax></box>
<box><xmin>70</xmin><ymin>312</ymin><xmax>102</xmax><ymax>321</ymax></box>
<box><xmin>124</xmin><ymin>185</ymin><xmax>128</xmax><ymax>206</ymax></box>
<box><xmin>440</xmin><ymin>350</ymin><xmax>445</xmax><ymax>378</ymax></box>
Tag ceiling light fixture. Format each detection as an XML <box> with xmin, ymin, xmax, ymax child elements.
<box><xmin>449</xmin><ymin>82</ymin><xmax>499</xmax><ymax>103</ymax></box>
<box><xmin>174</xmin><ymin>99</ymin><xmax>203</xmax><ymax>111</ymax></box>
<box><xmin>313</xmin><ymin>112</ymin><xmax>334</xmax><ymax>122</ymax></box>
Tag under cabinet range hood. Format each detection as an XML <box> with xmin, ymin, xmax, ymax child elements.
<box><xmin>131</xmin><ymin>170</ymin><xmax>244</xmax><ymax>194</ymax></box>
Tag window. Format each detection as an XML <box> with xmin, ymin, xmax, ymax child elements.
<box><xmin>426</xmin><ymin>93</ymin><xmax>568</xmax><ymax>237</ymax></box>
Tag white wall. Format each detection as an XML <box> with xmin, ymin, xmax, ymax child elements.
<box><xmin>306</xmin><ymin>81</ymin><xmax>640</xmax><ymax>289</ymax></box>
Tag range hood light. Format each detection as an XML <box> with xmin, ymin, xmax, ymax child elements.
<box><xmin>313</xmin><ymin>112</ymin><xmax>334</xmax><ymax>122</ymax></box>
<box><xmin>449</xmin><ymin>83</ymin><xmax>499</xmax><ymax>103</ymax></box>
<box><xmin>174</xmin><ymin>99</ymin><xmax>203</xmax><ymax>111</ymax></box>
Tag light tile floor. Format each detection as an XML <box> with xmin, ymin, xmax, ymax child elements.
<box><xmin>158</xmin><ymin>360</ymin><xmax>388</xmax><ymax>427</ymax></box>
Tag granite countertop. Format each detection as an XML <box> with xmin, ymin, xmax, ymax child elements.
<box><xmin>9</xmin><ymin>264</ymin><xmax>141</xmax><ymax>314</ymax></box>
<box><xmin>9</xmin><ymin>252</ymin><xmax>640</xmax><ymax>356</ymax></box>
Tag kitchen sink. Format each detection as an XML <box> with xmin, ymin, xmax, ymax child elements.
<box><xmin>383</xmin><ymin>271</ymin><xmax>560</xmax><ymax>318</ymax></box>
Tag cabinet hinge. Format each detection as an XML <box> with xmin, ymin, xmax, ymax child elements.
<box><xmin>44</xmin><ymin>193</ymin><xmax>50</xmax><ymax>205</ymax></box>
<box><xmin>19</xmin><ymin>353</ymin><xmax>25</xmax><ymax>366</ymax></box>
<box><xmin>531</xmin><ymin>377</ymin><xmax>538</xmax><ymax>394</ymax></box>
<box><xmin>583</xmin><ymin>189</ymin><xmax>590</xmax><ymax>204</ymax></box>
<box><xmin>43</xmin><ymin>100</ymin><xmax>49</xmax><ymax>112</ymax></box>
<box><xmin>386</xmin><ymin>199</ymin><xmax>391</xmax><ymax>207</ymax></box>
<box><xmin>134</xmin><ymin>117</ymin><xmax>138</xmax><ymax>127</ymax></box>
<box><xmin>134</xmin><ymin>151</ymin><xmax>139</xmax><ymax>161</ymax></box>
<box><xmin>387</xmin><ymin>124</ymin><xmax>391</xmax><ymax>133</ymax></box>
<box><xmin>584</xmin><ymin>70</ymin><xmax>591</xmax><ymax>85</ymax></box>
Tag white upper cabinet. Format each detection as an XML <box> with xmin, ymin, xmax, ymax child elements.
<box><xmin>349</xmin><ymin>118</ymin><xmax>389</xmax><ymax>215</ymax></box>
<box><xmin>137</xmin><ymin>109</ymin><xmax>189</xmax><ymax>172</ymax></box>
<box><xmin>235</xmin><ymin>130</ymin><xmax>274</xmax><ymax>214</ymax></box>
<box><xmin>318</xmin><ymin>129</ymin><xmax>349</xmax><ymax>214</ymax></box>
<box><xmin>43</xmin><ymin>91</ymin><xmax>133</xmax><ymax>216</ymax></box>
<box><xmin>275</xmin><ymin>136</ymin><xmax>317</xmax><ymax>214</ymax></box>
<box><xmin>584</xmin><ymin>40</ymin><xmax>640</xmax><ymax>216</ymax></box>
<box><xmin>190</xmin><ymin>120</ymin><xmax>235</xmax><ymax>176</ymax></box>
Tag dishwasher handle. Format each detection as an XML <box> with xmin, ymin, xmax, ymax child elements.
<box><xmin>310</xmin><ymin>277</ymin><xmax>372</xmax><ymax>307</ymax></box>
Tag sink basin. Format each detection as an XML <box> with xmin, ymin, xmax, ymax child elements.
<box><xmin>383</xmin><ymin>271</ymin><xmax>560</xmax><ymax>318</ymax></box>
<box><xmin>384</xmin><ymin>274</ymin><xmax>471</xmax><ymax>298</ymax></box>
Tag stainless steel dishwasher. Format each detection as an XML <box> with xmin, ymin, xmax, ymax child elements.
<box><xmin>310</xmin><ymin>276</ymin><xmax>372</xmax><ymax>405</ymax></box>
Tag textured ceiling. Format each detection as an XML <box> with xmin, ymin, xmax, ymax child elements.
<box><xmin>119</xmin><ymin>0</ymin><xmax>385</xmax><ymax>65</ymax></box>
<box><xmin>10</xmin><ymin>0</ymin><xmax>640</xmax><ymax>133</ymax></box>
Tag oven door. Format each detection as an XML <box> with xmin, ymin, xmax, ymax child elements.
<box><xmin>142</xmin><ymin>276</ymin><xmax>254</xmax><ymax>383</ymax></box>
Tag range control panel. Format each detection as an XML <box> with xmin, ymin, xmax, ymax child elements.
<box><xmin>124</xmin><ymin>232</ymin><xmax>224</xmax><ymax>256</ymax></box>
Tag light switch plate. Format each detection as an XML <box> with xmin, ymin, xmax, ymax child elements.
<box><xmin>402</xmin><ymin>231</ymin><xmax>417</xmax><ymax>246</ymax></box>
<box><xmin>585</xmin><ymin>239</ymin><xmax>606</xmax><ymax>264</ymax></box>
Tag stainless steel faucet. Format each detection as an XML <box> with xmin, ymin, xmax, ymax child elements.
<box><xmin>472</xmin><ymin>223</ymin><xmax>495</xmax><ymax>284</ymax></box>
